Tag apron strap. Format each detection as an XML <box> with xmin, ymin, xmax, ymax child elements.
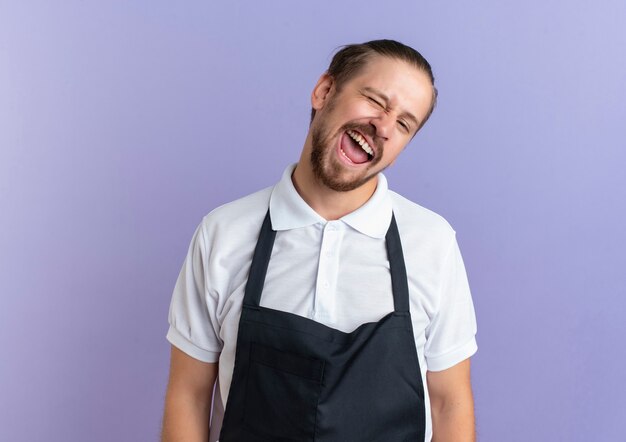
<box><xmin>243</xmin><ymin>210</ymin><xmax>410</xmax><ymax>314</ymax></box>
<box><xmin>386</xmin><ymin>214</ymin><xmax>410</xmax><ymax>313</ymax></box>
<box><xmin>243</xmin><ymin>210</ymin><xmax>276</xmax><ymax>309</ymax></box>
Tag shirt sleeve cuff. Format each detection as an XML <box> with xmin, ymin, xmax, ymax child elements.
<box><xmin>425</xmin><ymin>337</ymin><xmax>478</xmax><ymax>372</ymax></box>
<box><xmin>166</xmin><ymin>326</ymin><xmax>221</xmax><ymax>363</ymax></box>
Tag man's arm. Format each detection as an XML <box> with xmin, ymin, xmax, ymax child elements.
<box><xmin>427</xmin><ymin>358</ymin><xmax>475</xmax><ymax>442</ymax></box>
<box><xmin>161</xmin><ymin>345</ymin><xmax>218</xmax><ymax>442</ymax></box>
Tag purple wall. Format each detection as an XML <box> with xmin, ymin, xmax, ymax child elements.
<box><xmin>1</xmin><ymin>1</ymin><xmax>625</xmax><ymax>440</ymax></box>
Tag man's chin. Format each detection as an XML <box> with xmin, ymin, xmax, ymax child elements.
<box><xmin>310</xmin><ymin>140</ymin><xmax>378</xmax><ymax>192</ymax></box>
<box><xmin>316</xmin><ymin>168</ymin><xmax>378</xmax><ymax>192</ymax></box>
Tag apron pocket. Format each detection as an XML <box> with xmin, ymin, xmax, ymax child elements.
<box><xmin>243</xmin><ymin>343</ymin><xmax>324</xmax><ymax>440</ymax></box>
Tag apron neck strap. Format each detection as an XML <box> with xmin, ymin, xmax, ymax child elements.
<box><xmin>243</xmin><ymin>211</ymin><xmax>276</xmax><ymax>309</ymax></box>
<box><xmin>385</xmin><ymin>214</ymin><xmax>410</xmax><ymax>313</ymax></box>
<box><xmin>244</xmin><ymin>210</ymin><xmax>410</xmax><ymax>314</ymax></box>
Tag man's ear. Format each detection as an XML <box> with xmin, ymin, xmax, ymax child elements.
<box><xmin>311</xmin><ymin>73</ymin><xmax>334</xmax><ymax>111</ymax></box>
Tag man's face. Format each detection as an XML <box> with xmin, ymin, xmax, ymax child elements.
<box><xmin>309</xmin><ymin>55</ymin><xmax>434</xmax><ymax>192</ymax></box>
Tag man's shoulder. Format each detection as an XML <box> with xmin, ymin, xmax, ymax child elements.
<box><xmin>200</xmin><ymin>186</ymin><xmax>273</xmax><ymax>235</ymax></box>
<box><xmin>389</xmin><ymin>190</ymin><xmax>456</xmax><ymax>241</ymax></box>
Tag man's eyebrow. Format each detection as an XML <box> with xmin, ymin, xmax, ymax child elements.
<box><xmin>361</xmin><ymin>87</ymin><xmax>421</xmax><ymax>128</ymax></box>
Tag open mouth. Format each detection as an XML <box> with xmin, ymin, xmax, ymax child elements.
<box><xmin>339</xmin><ymin>129</ymin><xmax>375</xmax><ymax>165</ymax></box>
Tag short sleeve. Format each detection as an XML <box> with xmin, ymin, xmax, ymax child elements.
<box><xmin>424</xmin><ymin>234</ymin><xmax>478</xmax><ymax>371</ymax></box>
<box><xmin>166</xmin><ymin>221</ymin><xmax>222</xmax><ymax>363</ymax></box>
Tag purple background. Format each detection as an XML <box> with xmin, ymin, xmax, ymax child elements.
<box><xmin>1</xmin><ymin>1</ymin><xmax>625</xmax><ymax>440</ymax></box>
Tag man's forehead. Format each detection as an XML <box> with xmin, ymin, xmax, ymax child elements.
<box><xmin>343</xmin><ymin>56</ymin><xmax>434</xmax><ymax>122</ymax></box>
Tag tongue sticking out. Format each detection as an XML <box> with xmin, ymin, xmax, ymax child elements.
<box><xmin>340</xmin><ymin>132</ymin><xmax>370</xmax><ymax>164</ymax></box>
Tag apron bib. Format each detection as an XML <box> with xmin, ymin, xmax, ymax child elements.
<box><xmin>219</xmin><ymin>211</ymin><xmax>425</xmax><ymax>441</ymax></box>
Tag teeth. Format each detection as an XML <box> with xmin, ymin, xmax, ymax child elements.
<box><xmin>339</xmin><ymin>147</ymin><xmax>354</xmax><ymax>163</ymax></box>
<box><xmin>347</xmin><ymin>130</ymin><xmax>374</xmax><ymax>156</ymax></box>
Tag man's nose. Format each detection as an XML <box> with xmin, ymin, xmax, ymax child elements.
<box><xmin>370</xmin><ymin>112</ymin><xmax>394</xmax><ymax>140</ymax></box>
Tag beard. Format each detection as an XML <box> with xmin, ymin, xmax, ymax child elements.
<box><xmin>310</xmin><ymin>119</ymin><xmax>385</xmax><ymax>192</ymax></box>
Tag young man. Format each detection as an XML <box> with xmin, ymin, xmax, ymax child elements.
<box><xmin>162</xmin><ymin>40</ymin><xmax>477</xmax><ymax>442</ymax></box>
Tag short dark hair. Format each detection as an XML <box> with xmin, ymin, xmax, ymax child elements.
<box><xmin>310</xmin><ymin>39</ymin><xmax>438</xmax><ymax>131</ymax></box>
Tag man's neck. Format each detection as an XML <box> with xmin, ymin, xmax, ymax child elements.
<box><xmin>291</xmin><ymin>162</ymin><xmax>378</xmax><ymax>221</ymax></box>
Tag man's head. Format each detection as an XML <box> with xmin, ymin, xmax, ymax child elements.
<box><xmin>310</xmin><ymin>39</ymin><xmax>438</xmax><ymax>129</ymax></box>
<box><xmin>304</xmin><ymin>39</ymin><xmax>437</xmax><ymax>193</ymax></box>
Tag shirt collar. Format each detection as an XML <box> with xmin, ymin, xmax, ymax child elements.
<box><xmin>269</xmin><ymin>163</ymin><xmax>393</xmax><ymax>239</ymax></box>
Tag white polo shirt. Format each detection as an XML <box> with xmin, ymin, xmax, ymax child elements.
<box><xmin>167</xmin><ymin>164</ymin><xmax>477</xmax><ymax>442</ymax></box>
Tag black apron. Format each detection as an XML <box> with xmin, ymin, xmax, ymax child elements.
<box><xmin>219</xmin><ymin>211</ymin><xmax>425</xmax><ymax>441</ymax></box>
